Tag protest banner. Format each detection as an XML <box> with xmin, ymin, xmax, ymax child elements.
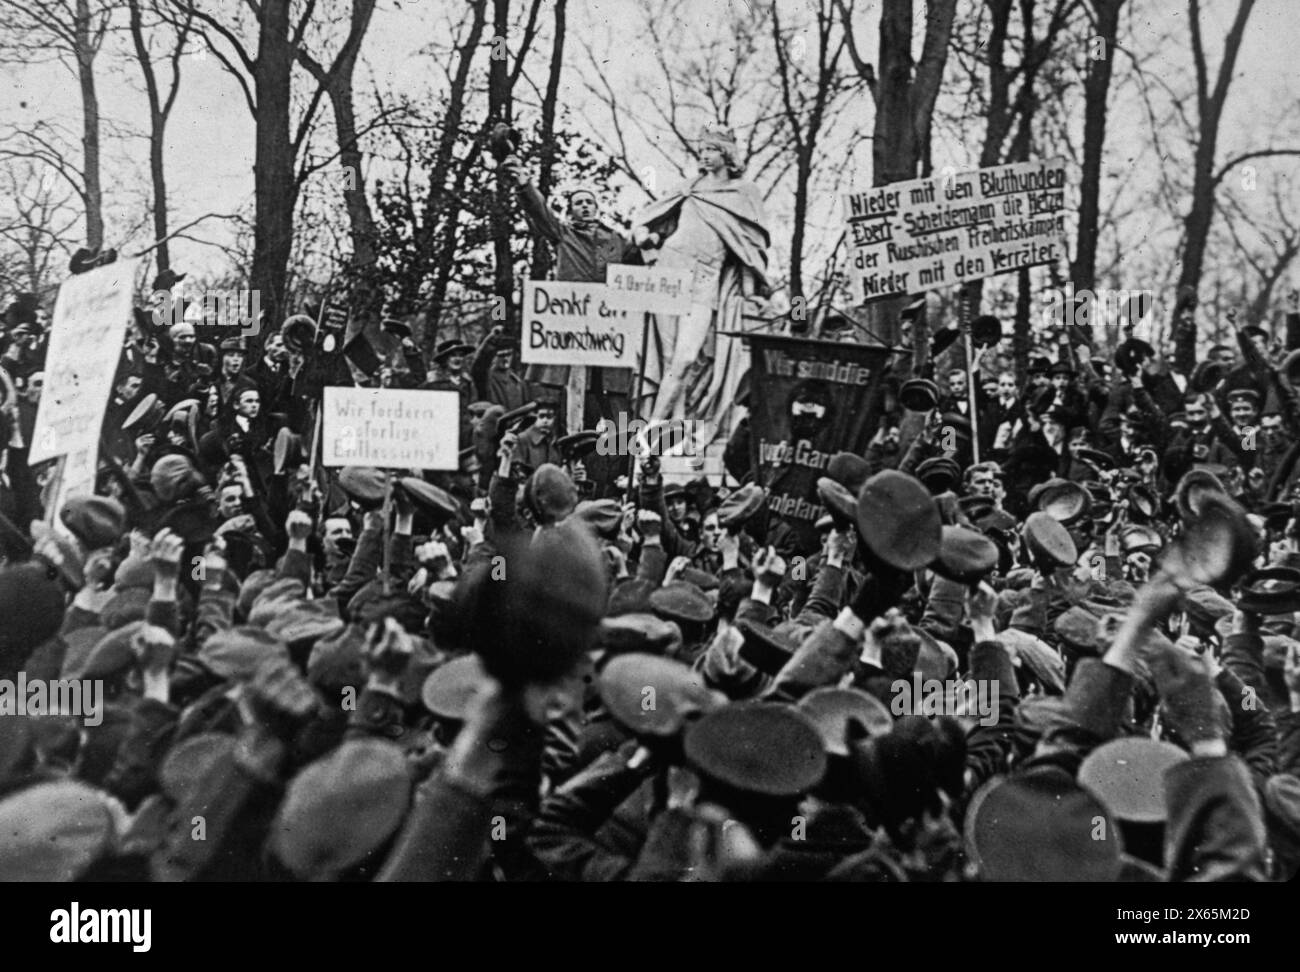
<box><xmin>29</xmin><ymin>259</ymin><xmax>140</xmax><ymax>478</ymax></box>
<box><xmin>843</xmin><ymin>158</ymin><xmax>1069</xmax><ymax>303</ymax></box>
<box><xmin>321</xmin><ymin>387</ymin><xmax>459</xmax><ymax>470</ymax></box>
<box><xmin>603</xmin><ymin>265</ymin><xmax>694</xmax><ymax>315</ymax></box>
<box><xmin>746</xmin><ymin>334</ymin><xmax>894</xmax><ymax>552</ymax></box>
<box><xmin>522</xmin><ymin>280</ymin><xmax>642</xmax><ymax>368</ymax></box>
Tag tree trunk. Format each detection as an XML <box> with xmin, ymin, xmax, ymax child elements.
<box><xmin>1172</xmin><ymin>0</ymin><xmax>1257</xmax><ymax>374</ymax></box>
<box><xmin>1072</xmin><ymin>0</ymin><xmax>1122</xmax><ymax>296</ymax></box>
<box><xmin>251</xmin><ymin>0</ymin><xmax>296</xmax><ymax>327</ymax></box>
<box><xmin>487</xmin><ymin>0</ymin><xmax>516</xmax><ymax>330</ymax></box>
<box><xmin>128</xmin><ymin>0</ymin><xmax>171</xmax><ymax>273</ymax></box>
<box><xmin>532</xmin><ymin>0</ymin><xmax>566</xmax><ymax>279</ymax></box>
<box><xmin>74</xmin><ymin>0</ymin><xmax>103</xmax><ymax>251</ymax></box>
<box><xmin>868</xmin><ymin>0</ymin><xmax>956</xmax><ymax>345</ymax></box>
<box><xmin>421</xmin><ymin>0</ymin><xmax>488</xmax><ymax>319</ymax></box>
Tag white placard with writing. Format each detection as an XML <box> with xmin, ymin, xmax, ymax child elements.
<box><xmin>603</xmin><ymin>265</ymin><xmax>694</xmax><ymax>315</ymax></box>
<box><xmin>523</xmin><ymin>280</ymin><xmax>642</xmax><ymax>367</ymax></box>
<box><xmin>321</xmin><ymin>387</ymin><xmax>459</xmax><ymax>470</ymax></box>
<box><xmin>30</xmin><ymin>258</ymin><xmax>140</xmax><ymax>468</ymax></box>
<box><xmin>842</xmin><ymin>158</ymin><xmax>1069</xmax><ymax>302</ymax></box>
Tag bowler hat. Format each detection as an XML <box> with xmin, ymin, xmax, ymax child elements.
<box><xmin>1174</xmin><ymin>467</ymin><xmax>1227</xmax><ymax>521</ymax></box>
<box><xmin>1189</xmin><ymin>360</ymin><xmax>1227</xmax><ymax>393</ymax></box>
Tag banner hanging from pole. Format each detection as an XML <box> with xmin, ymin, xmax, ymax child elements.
<box><xmin>747</xmin><ymin>334</ymin><xmax>895</xmax><ymax>553</ymax></box>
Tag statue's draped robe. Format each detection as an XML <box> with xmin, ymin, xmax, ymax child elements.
<box><xmin>632</xmin><ymin>176</ymin><xmax>771</xmax><ymax>440</ymax></box>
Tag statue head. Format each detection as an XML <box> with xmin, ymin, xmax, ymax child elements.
<box><xmin>697</xmin><ymin>126</ymin><xmax>743</xmax><ymax>178</ymax></box>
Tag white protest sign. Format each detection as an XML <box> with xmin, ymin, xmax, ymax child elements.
<box><xmin>603</xmin><ymin>265</ymin><xmax>694</xmax><ymax>315</ymax></box>
<box><xmin>29</xmin><ymin>257</ymin><xmax>140</xmax><ymax>468</ymax></box>
<box><xmin>321</xmin><ymin>387</ymin><xmax>459</xmax><ymax>470</ymax></box>
<box><xmin>842</xmin><ymin>158</ymin><xmax>1068</xmax><ymax>303</ymax></box>
<box><xmin>523</xmin><ymin>280</ymin><xmax>642</xmax><ymax>368</ymax></box>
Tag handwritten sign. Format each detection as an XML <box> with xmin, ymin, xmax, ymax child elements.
<box><xmin>321</xmin><ymin>387</ymin><xmax>459</xmax><ymax>470</ymax></box>
<box><xmin>843</xmin><ymin>158</ymin><xmax>1069</xmax><ymax>302</ymax></box>
<box><xmin>522</xmin><ymin>280</ymin><xmax>642</xmax><ymax>368</ymax></box>
<box><xmin>603</xmin><ymin>265</ymin><xmax>694</xmax><ymax>315</ymax></box>
<box><xmin>29</xmin><ymin>258</ymin><xmax>139</xmax><ymax>468</ymax></box>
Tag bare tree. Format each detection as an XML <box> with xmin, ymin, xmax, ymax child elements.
<box><xmin>292</xmin><ymin>0</ymin><xmax>380</xmax><ymax>288</ymax></box>
<box><xmin>125</xmin><ymin>0</ymin><xmax>191</xmax><ymax>275</ymax></box>
<box><xmin>0</xmin><ymin>0</ymin><xmax>113</xmax><ymax>250</ymax></box>
<box><xmin>0</xmin><ymin>158</ymin><xmax>80</xmax><ymax>298</ymax></box>
<box><xmin>1169</xmin><ymin>0</ymin><xmax>1300</xmax><ymax>372</ymax></box>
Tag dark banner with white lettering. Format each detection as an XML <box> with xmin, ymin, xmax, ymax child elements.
<box><xmin>747</xmin><ymin>334</ymin><xmax>895</xmax><ymax>553</ymax></box>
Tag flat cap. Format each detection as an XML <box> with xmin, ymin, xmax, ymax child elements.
<box><xmin>684</xmin><ymin>702</ymin><xmax>827</xmax><ymax>797</ymax></box>
<box><xmin>597</xmin><ymin>613</ymin><xmax>683</xmax><ymax>656</ymax></box>
<box><xmin>264</xmin><ymin>598</ymin><xmax>345</xmax><ymax>646</ymax></box>
<box><xmin>1078</xmin><ymin>737</ymin><xmax>1188</xmax><ymax>823</ymax></box>
<box><xmin>1022</xmin><ymin>511</ymin><xmax>1078</xmax><ymax>569</ymax></box>
<box><xmin>599</xmin><ymin>653</ymin><xmax>719</xmax><ymax>737</ymax></box>
<box><xmin>796</xmin><ymin>687</ymin><xmax>893</xmax><ymax>757</ymax></box>
<box><xmin>199</xmin><ymin>625</ymin><xmax>288</xmax><ymax>680</ymax></box>
<box><xmin>933</xmin><ymin>526</ymin><xmax>998</xmax><ymax>584</ymax></box>
<box><xmin>60</xmin><ymin>495</ymin><xmax>126</xmax><ymax>550</ymax></box>
<box><xmin>269</xmin><ymin>739</ymin><xmax>412</xmax><ymax>880</ymax></box>
<box><xmin>0</xmin><ymin>780</ymin><xmax>117</xmax><ymax>881</ymax></box>
<box><xmin>717</xmin><ymin>483</ymin><xmax>767</xmax><ymax>531</ymax></box>
<box><xmin>826</xmin><ymin>452</ymin><xmax>870</xmax><ymax>492</ymax></box>
<box><xmin>965</xmin><ymin>767</ymin><xmax>1121</xmax><ymax>881</ymax></box>
<box><xmin>855</xmin><ymin>470</ymin><xmax>942</xmax><ymax>570</ymax></box>
<box><xmin>421</xmin><ymin>654</ymin><xmax>491</xmax><ymax>720</ymax></box>
<box><xmin>649</xmin><ymin>581</ymin><xmax>714</xmax><ymax>624</ymax></box>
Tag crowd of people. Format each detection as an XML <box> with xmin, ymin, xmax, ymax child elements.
<box><xmin>0</xmin><ymin>267</ymin><xmax>1299</xmax><ymax>884</ymax></box>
